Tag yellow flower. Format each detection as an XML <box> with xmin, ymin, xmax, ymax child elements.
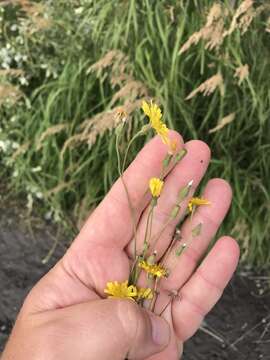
<box><xmin>188</xmin><ymin>197</ymin><xmax>211</xmax><ymax>213</ymax></box>
<box><xmin>149</xmin><ymin>177</ymin><xmax>164</xmax><ymax>198</ymax></box>
<box><xmin>142</xmin><ymin>101</ymin><xmax>169</xmax><ymax>145</ymax></box>
<box><xmin>168</xmin><ymin>139</ymin><xmax>178</xmax><ymax>154</ymax></box>
<box><xmin>138</xmin><ymin>261</ymin><xmax>168</xmax><ymax>278</ymax></box>
<box><xmin>104</xmin><ymin>281</ymin><xmax>137</xmax><ymax>299</ymax></box>
<box><xmin>137</xmin><ymin>287</ymin><xmax>154</xmax><ymax>300</ymax></box>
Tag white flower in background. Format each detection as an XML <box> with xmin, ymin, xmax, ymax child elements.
<box><xmin>36</xmin><ymin>192</ymin><xmax>43</xmax><ymax>199</ymax></box>
<box><xmin>10</xmin><ymin>24</ymin><xmax>18</xmax><ymax>32</ymax></box>
<box><xmin>19</xmin><ymin>76</ymin><xmax>28</xmax><ymax>86</ymax></box>
<box><xmin>12</xmin><ymin>142</ymin><xmax>19</xmax><ymax>149</ymax></box>
<box><xmin>14</xmin><ymin>53</ymin><xmax>22</xmax><ymax>63</ymax></box>
<box><xmin>16</xmin><ymin>36</ymin><xmax>24</xmax><ymax>45</ymax></box>
<box><xmin>75</xmin><ymin>7</ymin><xmax>84</xmax><ymax>15</ymax></box>
<box><xmin>1</xmin><ymin>62</ymin><xmax>10</xmax><ymax>69</ymax></box>
<box><xmin>45</xmin><ymin>210</ymin><xmax>53</xmax><ymax>221</ymax></box>
<box><xmin>27</xmin><ymin>193</ymin><xmax>33</xmax><ymax>211</ymax></box>
<box><xmin>31</xmin><ymin>166</ymin><xmax>42</xmax><ymax>173</ymax></box>
<box><xmin>26</xmin><ymin>184</ymin><xmax>44</xmax><ymax>200</ymax></box>
<box><xmin>0</xmin><ymin>139</ymin><xmax>11</xmax><ymax>152</ymax></box>
<box><xmin>13</xmin><ymin>169</ymin><xmax>19</xmax><ymax>178</ymax></box>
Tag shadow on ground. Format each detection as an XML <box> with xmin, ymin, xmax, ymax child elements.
<box><xmin>0</xmin><ymin>214</ymin><xmax>270</xmax><ymax>359</ymax></box>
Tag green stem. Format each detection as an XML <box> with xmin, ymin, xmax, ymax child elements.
<box><xmin>142</xmin><ymin>204</ymin><xmax>155</xmax><ymax>257</ymax></box>
<box><xmin>121</xmin><ymin>132</ymin><xmax>141</xmax><ymax>174</ymax></box>
<box><xmin>149</xmin><ymin>277</ymin><xmax>158</xmax><ymax>312</ymax></box>
<box><xmin>116</xmin><ymin>132</ymin><xmax>138</xmax><ymax>259</ymax></box>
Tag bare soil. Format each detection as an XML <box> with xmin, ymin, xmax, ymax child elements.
<box><xmin>0</xmin><ymin>213</ymin><xmax>270</xmax><ymax>359</ymax></box>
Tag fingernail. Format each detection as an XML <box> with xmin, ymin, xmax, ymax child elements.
<box><xmin>149</xmin><ymin>313</ymin><xmax>170</xmax><ymax>346</ymax></box>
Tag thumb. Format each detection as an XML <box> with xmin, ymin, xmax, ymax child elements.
<box><xmin>66</xmin><ymin>298</ymin><xmax>170</xmax><ymax>360</ymax></box>
<box><xmin>2</xmin><ymin>298</ymin><xmax>170</xmax><ymax>360</ymax></box>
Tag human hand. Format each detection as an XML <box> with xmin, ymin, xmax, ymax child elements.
<box><xmin>2</xmin><ymin>131</ymin><xmax>239</xmax><ymax>360</ymax></box>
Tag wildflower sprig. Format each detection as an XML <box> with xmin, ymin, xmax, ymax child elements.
<box><xmin>105</xmin><ymin>100</ymin><xmax>210</xmax><ymax>316</ymax></box>
<box><xmin>142</xmin><ymin>100</ymin><xmax>169</xmax><ymax>145</ymax></box>
<box><xmin>188</xmin><ymin>197</ymin><xmax>211</xmax><ymax>213</ymax></box>
<box><xmin>149</xmin><ymin>177</ymin><xmax>164</xmax><ymax>198</ymax></box>
<box><xmin>104</xmin><ymin>281</ymin><xmax>153</xmax><ymax>302</ymax></box>
<box><xmin>138</xmin><ymin>260</ymin><xmax>168</xmax><ymax>278</ymax></box>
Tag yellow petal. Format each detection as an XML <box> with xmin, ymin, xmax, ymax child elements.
<box><xmin>142</xmin><ymin>100</ymin><xmax>151</xmax><ymax>117</ymax></box>
<box><xmin>149</xmin><ymin>178</ymin><xmax>164</xmax><ymax>198</ymax></box>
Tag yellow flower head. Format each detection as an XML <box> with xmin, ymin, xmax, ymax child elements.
<box><xmin>142</xmin><ymin>100</ymin><xmax>169</xmax><ymax>145</ymax></box>
<box><xmin>149</xmin><ymin>177</ymin><xmax>164</xmax><ymax>198</ymax></box>
<box><xmin>115</xmin><ymin>107</ymin><xmax>128</xmax><ymax>122</ymax></box>
<box><xmin>188</xmin><ymin>197</ymin><xmax>211</xmax><ymax>213</ymax></box>
<box><xmin>137</xmin><ymin>287</ymin><xmax>154</xmax><ymax>300</ymax></box>
<box><xmin>138</xmin><ymin>260</ymin><xmax>168</xmax><ymax>278</ymax></box>
<box><xmin>104</xmin><ymin>281</ymin><xmax>137</xmax><ymax>299</ymax></box>
<box><xmin>168</xmin><ymin>139</ymin><xmax>178</xmax><ymax>154</ymax></box>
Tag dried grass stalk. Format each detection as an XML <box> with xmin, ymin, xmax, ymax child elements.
<box><xmin>266</xmin><ymin>17</ymin><xmax>270</xmax><ymax>33</ymax></box>
<box><xmin>179</xmin><ymin>3</ymin><xmax>225</xmax><ymax>54</ymax></box>
<box><xmin>74</xmin><ymin>196</ymin><xmax>95</xmax><ymax>230</ymax></box>
<box><xmin>77</xmin><ymin>50</ymin><xmax>149</xmax><ymax>151</ymax></box>
<box><xmin>223</xmin><ymin>0</ymin><xmax>253</xmax><ymax>37</ymax></box>
<box><xmin>180</xmin><ymin>0</ymin><xmax>267</xmax><ymax>55</ymax></box>
<box><xmin>232</xmin><ymin>219</ymin><xmax>250</xmax><ymax>261</ymax></box>
<box><xmin>186</xmin><ymin>73</ymin><xmax>224</xmax><ymax>100</ymax></box>
<box><xmin>111</xmin><ymin>80</ymin><xmax>148</xmax><ymax>105</ymax></box>
<box><xmin>0</xmin><ymin>69</ymin><xmax>25</xmax><ymax>78</ymax></box>
<box><xmin>45</xmin><ymin>181</ymin><xmax>72</xmax><ymax>197</ymax></box>
<box><xmin>15</xmin><ymin>0</ymin><xmax>51</xmax><ymax>33</ymax></box>
<box><xmin>0</xmin><ymin>83</ymin><xmax>22</xmax><ymax>105</ymax></box>
<box><xmin>60</xmin><ymin>133</ymin><xmax>89</xmax><ymax>159</ymax></box>
<box><xmin>12</xmin><ymin>141</ymin><xmax>30</xmax><ymax>160</ymax></box>
<box><xmin>61</xmin><ymin>99</ymin><xmax>144</xmax><ymax>157</ymax></box>
<box><xmin>234</xmin><ymin>64</ymin><xmax>249</xmax><ymax>85</ymax></box>
<box><xmin>209</xmin><ymin>112</ymin><xmax>236</xmax><ymax>134</ymax></box>
<box><xmin>87</xmin><ymin>50</ymin><xmax>128</xmax><ymax>74</ymax></box>
<box><xmin>36</xmin><ymin>123</ymin><xmax>68</xmax><ymax>150</ymax></box>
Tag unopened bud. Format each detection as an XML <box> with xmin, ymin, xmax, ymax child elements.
<box><xmin>191</xmin><ymin>223</ymin><xmax>202</xmax><ymax>237</ymax></box>
<box><xmin>175</xmin><ymin>148</ymin><xmax>187</xmax><ymax>163</ymax></box>
<box><xmin>139</xmin><ymin>124</ymin><xmax>151</xmax><ymax>135</ymax></box>
<box><xmin>147</xmin><ymin>253</ymin><xmax>157</xmax><ymax>265</ymax></box>
<box><xmin>177</xmin><ymin>181</ymin><xmax>193</xmax><ymax>202</ymax></box>
<box><xmin>170</xmin><ymin>204</ymin><xmax>181</xmax><ymax>219</ymax></box>
<box><xmin>163</xmin><ymin>154</ymin><xmax>173</xmax><ymax>168</ymax></box>
<box><xmin>175</xmin><ymin>243</ymin><xmax>186</xmax><ymax>257</ymax></box>
<box><xmin>115</xmin><ymin>122</ymin><xmax>124</xmax><ymax>136</ymax></box>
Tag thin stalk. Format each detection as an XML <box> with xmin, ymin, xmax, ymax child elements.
<box><xmin>116</xmin><ymin>132</ymin><xmax>138</xmax><ymax>258</ymax></box>
<box><xmin>121</xmin><ymin>132</ymin><xmax>141</xmax><ymax>174</ymax></box>
<box><xmin>149</xmin><ymin>277</ymin><xmax>159</xmax><ymax>312</ymax></box>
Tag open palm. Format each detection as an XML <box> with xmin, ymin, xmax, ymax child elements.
<box><xmin>21</xmin><ymin>131</ymin><xmax>239</xmax><ymax>360</ymax></box>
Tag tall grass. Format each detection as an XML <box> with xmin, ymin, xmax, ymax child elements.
<box><xmin>0</xmin><ymin>0</ymin><xmax>269</xmax><ymax>267</ymax></box>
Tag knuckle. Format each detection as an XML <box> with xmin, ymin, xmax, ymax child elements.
<box><xmin>117</xmin><ymin>300</ymin><xmax>146</xmax><ymax>341</ymax></box>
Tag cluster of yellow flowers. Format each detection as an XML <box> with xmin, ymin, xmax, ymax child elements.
<box><xmin>104</xmin><ymin>100</ymin><xmax>210</xmax><ymax>303</ymax></box>
<box><xmin>104</xmin><ymin>281</ymin><xmax>153</xmax><ymax>300</ymax></box>
<box><xmin>138</xmin><ymin>261</ymin><xmax>168</xmax><ymax>278</ymax></box>
<box><xmin>141</xmin><ymin>100</ymin><xmax>169</xmax><ymax>145</ymax></box>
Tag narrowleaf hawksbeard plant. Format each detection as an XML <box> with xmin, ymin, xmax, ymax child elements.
<box><xmin>104</xmin><ymin>100</ymin><xmax>211</xmax><ymax>313</ymax></box>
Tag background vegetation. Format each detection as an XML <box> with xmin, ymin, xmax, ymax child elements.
<box><xmin>0</xmin><ymin>0</ymin><xmax>269</xmax><ymax>267</ymax></box>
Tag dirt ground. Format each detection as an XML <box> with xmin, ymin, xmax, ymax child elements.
<box><xmin>0</xmin><ymin>213</ymin><xmax>270</xmax><ymax>359</ymax></box>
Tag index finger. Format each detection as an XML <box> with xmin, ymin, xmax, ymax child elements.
<box><xmin>72</xmin><ymin>131</ymin><xmax>184</xmax><ymax>252</ymax></box>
